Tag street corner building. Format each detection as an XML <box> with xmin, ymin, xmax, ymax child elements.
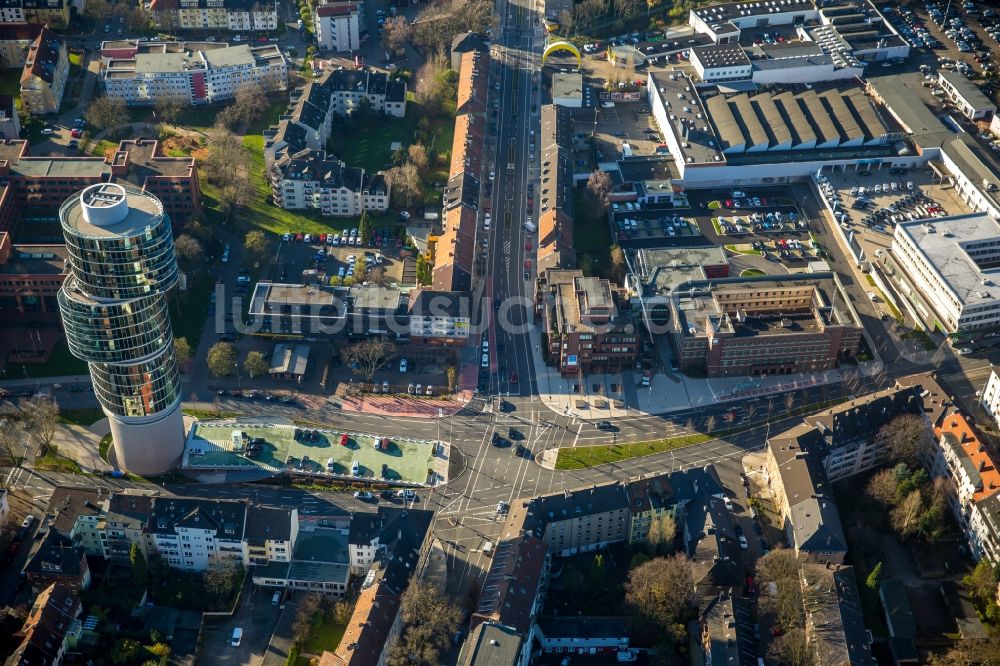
<box><xmin>57</xmin><ymin>183</ymin><xmax>185</xmax><ymax>476</ymax></box>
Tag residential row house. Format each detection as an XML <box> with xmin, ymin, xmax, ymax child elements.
<box><xmin>4</xmin><ymin>583</ymin><xmax>82</xmax><ymax>666</ymax></box>
<box><xmin>19</xmin><ymin>25</ymin><xmax>68</xmax><ymax>115</ymax></box>
<box><xmin>38</xmin><ymin>488</ymin><xmax>297</xmax><ymax>573</ymax></box>
<box><xmin>431</xmin><ymin>43</ymin><xmax>488</xmax><ymax>294</ymax></box>
<box><xmin>269</xmin><ymin>149</ymin><xmax>388</xmax><ymax>217</ymax></box>
<box><xmin>101</xmin><ymin>40</ymin><xmax>287</xmax><ymax>106</ymax></box>
<box><xmin>928</xmin><ymin>411</ymin><xmax>1000</xmax><ymax>564</ymax></box>
<box><xmin>537</xmin><ymin>104</ymin><xmax>576</xmax><ymax>275</ymax></box>
<box><xmin>0</xmin><ymin>0</ymin><xmax>71</xmax><ymax>27</ymax></box>
<box><xmin>537</xmin><ymin>269</ymin><xmax>640</xmax><ymax>376</ymax></box>
<box><xmin>147</xmin><ymin>0</ymin><xmax>279</xmax><ymax>32</ymax></box>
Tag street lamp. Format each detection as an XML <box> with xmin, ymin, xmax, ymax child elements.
<box><xmin>234</xmin><ymin>362</ymin><xmax>242</xmax><ymax>391</ymax></box>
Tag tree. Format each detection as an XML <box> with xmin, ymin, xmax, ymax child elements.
<box><xmin>243</xmin><ymin>230</ymin><xmax>268</xmax><ymax>265</ymax></box>
<box><xmin>784</xmin><ymin>391</ymin><xmax>796</xmax><ymax>413</ymax></box>
<box><xmin>610</xmin><ymin>245</ymin><xmax>626</xmax><ymax>280</ymax></box>
<box><xmin>446</xmin><ymin>366</ymin><xmax>457</xmax><ymax>392</ymax></box>
<box><xmin>407</xmin><ymin>143</ymin><xmax>430</xmax><ymax>175</ymax></box>
<box><xmin>204</xmin><ymin>557</ymin><xmax>242</xmax><ymax>598</ymax></box>
<box><xmin>413</xmin><ymin>55</ymin><xmax>455</xmax><ymax>117</ymax></box>
<box><xmin>588</xmin><ymin>553</ymin><xmax>606</xmax><ymax>589</ymax></box>
<box><xmin>386</xmin><ymin>580</ymin><xmax>462</xmax><ymax>666</ymax></box>
<box><xmin>293</xmin><ymin>593</ymin><xmax>322</xmax><ymax>643</ymax></box>
<box><xmin>645</xmin><ymin>514</ymin><xmax>677</xmax><ymax>555</ymax></box>
<box><xmin>865</xmin><ymin>468</ymin><xmax>899</xmax><ymax>507</ymax></box>
<box><xmin>756</xmin><ymin>549</ymin><xmax>804</xmax><ymax>632</ymax></box>
<box><xmin>153</xmin><ymin>92</ymin><xmax>189</xmax><ymax>126</ymax></box>
<box><xmin>964</xmin><ymin>560</ymin><xmax>1000</xmax><ymax>607</ymax></box>
<box><xmin>130</xmin><ymin>543</ymin><xmax>148</xmax><ymax>585</ymax></box>
<box><xmin>83</xmin><ymin>0</ymin><xmax>110</xmax><ymax>20</ymax></box>
<box><xmin>332</xmin><ymin>600</ymin><xmax>354</xmax><ymax>624</ymax></box>
<box><xmin>243</xmin><ymin>351</ymin><xmax>269</xmax><ymax>378</ymax></box>
<box><xmin>0</xmin><ymin>419</ymin><xmax>22</xmax><ymax>468</ymax></box>
<box><xmin>767</xmin><ymin>628</ymin><xmax>812</xmax><ymax>666</ymax></box>
<box><xmin>705</xmin><ymin>414</ymin><xmax>717</xmax><ymax>434</ymax></box>
<box><xmin>207</xmin><ymin>342</ymin><xmax>237</xmax><ymax>377</ymax></box>
<box><xmin>174</xmin><ymin>337</ymin><xmax>192</xmax><ymax>367</ymax></box>
<box><xmin>20</xmin><ymin>395</ymin><xmax>59</xmax><ymax>453</ymax></box>
<box><xmin>359</xmin><ymin>211</ymin><xmax>372</xmax><ymax>244</ymax></box>
<box><xmin>204</xmin><ymin>124</ymin><xmax>253</xmax><ymax>218</ymax></box>
<box><xmin>111</xmin><ymin>638</ymin><xmax>142</xmax><ymax>664</ymax></box>
<box><xmin>382</xmin><ymin>15</ymin><xmax>412</xmax><ymax>52</ymax></box>
<box><xmin>386</xmin><ymin>163</ymin><xmax>423</xmax><ymax>209</ymax></box>
<box><xmin>890</xmin><ymin>489</ymin><xmax>924</xmax><ymax>537</ymax></box>
<box><xmin>866</xmin><ymin>562</ymin><xmax>883</xmax><ymax>595</ymax></box>
<box><xmin>587</xmin><ymin>170</ymin><xmax>613</xmax><ymax>207</ymax></box>
<box><xmin>85</xmin><ymin>96</ymin><xmax>126</xmax><ymax>131</ymax></box>
<box><xmin>341</xmin><ymin>339</ymin><xmax>396</xmax><ymax>385</ymax></box>
<box><xmin>173</xmin><ymin>234</ymin><xmax>205</xmax><ymax>273</ymax></box>
<box><xmin>557</xmin><ymin>8</ymin><xmax>575</xmax><ymax>36</ymax></box>
<box><xmin>232</xmin><ymin>80</ymin><xmax>266</xmax><ymax>126</ymax></box>
<box><xmin>877</xmin><ymin>413</ymin><xmax>932</xmax><ymax>467</ymax></box>
<box><xmin>625</xmin><ymin>555</ymin><xmax>694</xmax><ymax>629</ymax></box>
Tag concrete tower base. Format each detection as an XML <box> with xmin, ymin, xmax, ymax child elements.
<box><xmin>108</xmin><ymin>399</ymin><xmax>186</xmax><ymax>476</ymax></box>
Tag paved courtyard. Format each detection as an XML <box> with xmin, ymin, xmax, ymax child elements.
<box><xmin>182</xmin><ymin>418</ymin><xmax>444</xmax><ymax>485</ymax></box>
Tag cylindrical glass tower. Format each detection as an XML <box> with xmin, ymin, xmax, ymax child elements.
<box><xmin>58</xmin><ymin>183</ymin><xmax>185</xmax><ymax>475</ymax></box>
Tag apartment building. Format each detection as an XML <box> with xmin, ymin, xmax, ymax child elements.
<box><xmin>471</xmin><ymin>535</ymin><xmax>550</xmax><ymax>641</ymax></box>
<box><xmin>148</xmin><ymin>0</ymin><xmax>279</xmax><ymax>32</ymax></box>
<box><xmin>5</xmin><ymin>584</ymin><xmax>82</xmax><ymax>666</ymax></box>
<box><xmin>980</xmin><ymin>369</ymin><xmax>1000</xmax><ymax>431</ymax></box>
<box><xmin>539</xmin><ymin>269</ymin><xmax>639</xmax><ymax>376</ymax></box>
<box><xmin>19</xmin><ymin>25</ymin><xmax>67</xmax><ymax>115</ymax></box>
<box><xmin>407</xmin><ymin>289</ymin><xmax>472</xmax><ymax>346</ymax></box>
<box><xmin>102</xmin><ymin>40</ymin><xmax>287</xmax><ymax>106</ymax></box>
<box><xmin>0</xmin><ymin>95</ymin><xmax>20</xmax><ymax>138</ymax></box>
<box><xmin>799</xmin><ymin>563</ymin><xmax>873</xmax><ymax>666</ymax></box>
<box><xmin>314</xmin><ymin>2</ymin><xmax>360</xmax><ymax>52</ymax></box>
<box><xmin>928</xmin><ymin>412</ymin><xmax>1000</xmax><ymax>563</ymax></box>
<box><xmin>252</xmin><ymin>526</ymin><xmax>349</xmax><ymax>597</ymax></box>
<box><xmin>537</xmin><ymin>104</ymin><xmax>576</xmax><ymax>274</ymax></box>
<box><xmin>764</xmin><ymin>438</ymin><xmax>848</xmax><ymax>564</ymax></box>
<box><xmin>1</xmin><ymin>0</ymin><xmax>71</xmax><ymax>27</ymax></box>
<box><xmin>0</xmin><ymin>22</ymin><xmax>43</xmax><ymax>67</ymax></box>
<box><xmin>24</xmin><ymin>531</ymin><xmax>92</xmax><ymax>593</ymax></box>
<box><xmin>269</xmin><ymin>149</ymin><xmax>388</xmax><ymax>217</ymax></box>
<box><xmin>671</xmin><ymin>273</ymin><xmax>863</xmax><ymax>377</ymax></box>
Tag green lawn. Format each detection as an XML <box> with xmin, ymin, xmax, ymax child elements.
<box><xmin>572</xmin><ymin>191</ymin><xmax>617</xmax><ymax>279</ymax></box>
<box><xmin>170</xmin><ymin>270</ymin><xmax>214</xmax><ymax>352</ymax></box>
<box><xmin>740</xmin><ymin>269</ymin><xmax>765</xmax><ymax>277</ymax></box>
<box><xmin>329</xmin><ymin>101</ymin><xmax>455</xmax><ymax>173</ymax></box>
<box><xmin>556</xmin><ymin>433</ymin><xmax>712</xmax><ymax>470</ymax></box>
<box><xmin>99</xmin><ymin>433</ymin><xmax>112</xmax><ymax>463</ymax></box>
<box><xmin>19</xmin><ymin>342</ymin><xmax>88</xmax><ymax>378</ymax></box>
<box><xmin>724</xmin><ymin>244</ymin><xmax>762</xmax><ymax>256</ymax></box>
<box><xmin>302</xmin><ymin>617</ymin><xmax>347</xmax><ymax>654</ymax></box>
<box><xmin>0</xmin><ymin>69</ymin><xmax>20</xmax><ymax>96</ymax></box>
<box><xmin>35</xmin><ymin>450</ymin><xmax>84</xmax><ymax>474</ymax></box>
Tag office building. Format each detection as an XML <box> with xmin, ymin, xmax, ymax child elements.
<box><xmin>148</xmin><ymin>0</ymin><xmax>279</xmax><ymax>32</ymax></box>
<box><xmin>538</xmin><ymin>269</ymin><xmax>639</xmax><ymax>376</ymax></box>
<box><xmin>57</xmin><ymin>184</ymin><xmax>185</xmax><ymax>476</ymax></box>
<box><xmin>670</xmin><ymin>273</ymin><xmax>863</xmax><ymax>377</ymax></box>
<box><xmin>891</xmin><ymin>213</ymin><xmax>1000</xmax><ymax>334</ymax></box>
<box><xmin>19</xmin><ymin>25</ymin><xmax>67</xmax><ymax>115</ymax></box>
<box><xmin>313</xmin><ymin>2</ymin><xmax>360</xmax><ymax>52</ymax></box>
<box><xmin>937</xmin><ymin>71</ymin><xmax>995</xmax><ymax>120</ymax></box>
<box><xmin>102</xmin><ymin>40</ymin><xmax>287</xmax><ymax>106</ymax></box>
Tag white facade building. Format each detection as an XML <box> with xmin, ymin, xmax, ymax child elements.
<box><xmin>690</xmin><ymin>44</ymin><xmax>752</xmax><ymax>82</ymax></box>
<box><xmin>269</xmin><ymin>150</ymin><xmax>389</xmax><ymax>217</ymax></box>
<box><xmin>102</xmin><ymin>42</ymin><xmax>287</xmax><ymax>106</ymax></box>
<box><xmin>981</xmin><ymin>370</ymin><xmax>1000</xmax><ymax>431</ymax></box>
<box><xmin>891</xmin><ymin>213</ymin><xmax>1000</xmax><ymax>334</ymax></box>
<box><xmin>314</xmin><ymin>2</ymin><xmax>360</xmax><ymax>53</ymax></box>
<box><xmin>937</xmin><ymin>70</ymin><xmax>996</xmax><ymax>120</ymax></box>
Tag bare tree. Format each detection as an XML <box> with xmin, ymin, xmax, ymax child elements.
<box><xmin>292</xmin><ymin>593</ymin><xmax>322</xmax><ymax>644</ymax></box>
<box><xmin>587</xmin><ymin>170</ymin><xmax>613</xmax><ymax>208</ymax></box>
<box><xmin>645</xmin><ymin>514</ymin><xmax>676</xmax><ymax>555</ymax></box>
<box><xmin>173</xmin><ymin>235</ymin><xmax>205</xmax><ymax>273</ymax></box>
<box><xmin>705</xmin><ymin>414</ymin><xmax>717</xmax><ymax>434</ymax></box>
<box><xmin>625</xmin><ymin>555</ymin><xmax>694</xmax><ymax>628</ymax></box>
<box><xmin>407</xmin><ymin>143</ymin><xmax>430</xmax><ymax>175</ymax></box>
<box><xmin>382</xmin><ymin>15</ymin><xmax>412</xmax><ymax>53</ymax></box>
<box><xmin>204</xmin><ymin>124</ymin><xmax>253</xmax><ymax>218</ymax></box>
<box><xmin>341</xmin><ymin>340</ymin><xmax>397</xmax><ymax>385</ymax></box>
<box><xmin>746</xmin><ymin>402</ymin><xmax>759</xmax><ymax>422</ymax></box>
<box><xmin>876</xmin><ymin>413</ymin><xmax>932</xmax><ymax>467</ymax></box>
<box><xmin>767</xmin><ymin>628</ymin><xmax>812</xmax><ymax>666</ymax></box>
<box><xmin>385</xmin><ymin>163</ymin><xmax>423</xmax><ymax>209</ymax></box>
<box><xmin>203</xmin><ymin>557</ymin><xmax>242</xmax><ymax>598</ymax></box>
<box><xmin>0</xmin><ymin>419</ymin><xmax>23</xmax><ymax>469</ymax></box>
<box><xmin>386</xmin><ymin>580</ymin><xmax>462</xmax><ymax>666</ymax></box>
<box><xmin>865</xmin><ymin>468</ymin><xmax>898</xmax><ymax>507</ymax></box>
<box><xmin>784</xmin><ymin>391</ymin><xmax>796</xmax><ymax>413</ymax></box>
<box><xmin>20</xmin><ymin>395</ymin><xmax>59</xmax><ymax>454</ymax></box>
<box><xmin>413</xmin><ymin>55</ymin><xmax>454</xmax><ymax>116</ymax></box>
<box><xmin>153</xmin><ymin>92</ymin><xmax>189</xmax><ymax>126</ymax></box>
<box><xmin>85</xmin><ymin>96</ymin><xmax>126</xmax><ymax>131</ymax></box>
<box><xmin>890</xmin><ymin>489</ymin><xmax>924</xmax><ymax>537</ymax></box>
<box><xmin>557</xmin><ymin>8</ymin><xmax>575</xmax><ymax>36</ymax></box>
<box><xmin>756</xmin><ymin>549</ymin><xmax>804</xmax><ymax>633</ymax></box>
<box><xmin>410</xmin><ymin>0</ymin><xmax>495</xmax><ymax>56</ymax></box>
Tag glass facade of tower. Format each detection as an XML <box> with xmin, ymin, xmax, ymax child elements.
<box><xmin>57</xmin><ymin>184</ymin><xmax>182</xmax><ymax>420</ymax></box>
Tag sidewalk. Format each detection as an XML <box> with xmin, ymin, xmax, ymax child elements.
<box><xmin>53</xmin><ymin>418</ymin><xmax>112</xmax><ymax>474</ymax></box>
<box><xmin>526</xmin><ymin>328</ymin><xmax>885</xmax><ymax>420</ymax></box>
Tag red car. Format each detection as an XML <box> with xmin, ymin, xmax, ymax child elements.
<box><xmin>70</xmin><ymin>128</ymin><xmax>82</xmax><ymax>138</ymax></box>
<box><xmin>295</xmin><ymin>233</ymin><xmax>304</xmax><ymax>242</ymax></box>
<box><xmin>340</xmin><ymin>434</ymin><xmax>349</xmax><ymax>447</ymax></box>
<box><xmin>319</xmin><ymin>233</ymin><xmax>327</xmax><ymax>243</ymax></box>
<box><xmin>510</xmin><ymin>372</ymin><xmax>518</xmax><ymax>384</ymax></box>
<box><xmin>725</xmin><ymin>199</ymin><xmax>733</xmax><ymax>208</ymax></box>
<box><xmin>746</xmin><ymin>576</ymin><xmax>756</xmax><ymax>596</ymax></box>
<box><xmin>484</xmin><ymin>205</ymin><xmax>491</xmax><ymax>214</ymax></box>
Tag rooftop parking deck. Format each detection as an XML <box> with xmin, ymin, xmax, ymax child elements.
<box><xmin>183</xmin><ymin>418</ymin><xmax>445</xmax><ymax>485</ymax></box>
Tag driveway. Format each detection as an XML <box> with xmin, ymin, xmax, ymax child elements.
<box><xmin>197</xmin><ymin>580</ymin><xmax>282</xmax><ymax>666</ymax></box>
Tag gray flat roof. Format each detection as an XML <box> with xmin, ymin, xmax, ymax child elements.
<box><xmin>869</xmin><ymin>73</ymin><xmax>953</xmax><ymax>149</ymax></box>
<box><xmin>938</xmin><ymin>71</ymin><xmax>995</xmax><ymax>111</ymax></box>
<box><xmin>693</xmin><ymin>43</ymin><xmax>751</xmax><ymax>69</ymax></box>
<box><xmin>62</xmin><ymin>187</ymin><xmax>162</xmax><ymax>238</ymax></box>
<box><xmin>637</xmin><ymin>246</ymin><xmax>729</xmax><ymax>295</ymax></box>
<box><xmin>552</xmin><ymin>72</ymin><xmax>583</xmax><ymax>100</ymax></box>
<box><xmin>896</xmin><ymin>212</ymin><xmax>1000</xmax><ymax>307</ymax></box>
<box><xmin>648</xmin><ymin>72</ymin><xmax>725</xmax><ymax>165</ymax></box>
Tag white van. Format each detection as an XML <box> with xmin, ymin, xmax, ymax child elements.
<box><xmin>326</xmin><ymin>457</ymin><xmax>335</xmax><ymax>472</ymax></box>
<box><xmin>351</xmin><ymin>460</ymin><xmax>360</xmax><ymax>476</ymax></box>
<box><xmin>272</xmin><ymin>592</ymin><xmax>281</xmax><ymax>606</ymax></box>
<box><xmin>231</xmin><ymin>628</ymin><xmax>243</xmax><ymax>647</ymax></box>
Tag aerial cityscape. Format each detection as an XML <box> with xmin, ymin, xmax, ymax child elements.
<box><xmin>1</xmin><ymin>0</ymin><xmax>1000</xmax><ymax>664</ymax></box>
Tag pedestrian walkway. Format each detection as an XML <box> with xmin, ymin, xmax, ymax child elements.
<box><xmin>332</xmin><ymin>391</ymin><xmax>474</xmax><ymax>418</ymax></box>
<box><xmin>53</xmin><ymin>420</ymin><xmax>111</xmax><ymax>474</ymax></box>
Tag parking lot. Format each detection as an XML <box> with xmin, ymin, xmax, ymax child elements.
<box><xmin>184</xmin><ymin>421</ymin><xmax>442</xmax><ymax>484</ymax></box>
<box><xmin>270</xmin><ymin>230</ymin><xmax>407</xmax><ymax>286</ymax></box>
<box><xmin>198</xmin><ymin>583</ymin><xmax>282</xmax><ymax>666</ymax></box>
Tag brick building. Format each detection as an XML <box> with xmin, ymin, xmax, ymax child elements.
<box><xmin>537</xmin><ymin>269</ymin><xmax>639</xmax><ymax>376</ymax></box>
<box><xmin>671</xmin><ymin>273</ymin><xmax>863</xmax><ymax>377</ymax></box>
